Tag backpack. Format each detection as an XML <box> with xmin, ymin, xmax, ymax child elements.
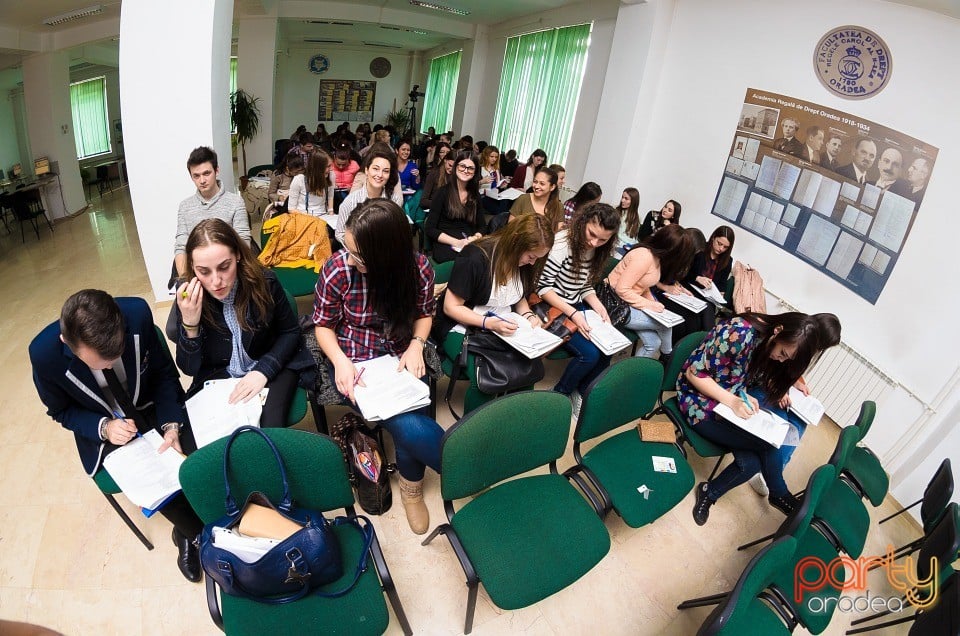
<box><xmin>732</xmin><ymin>261</ymin><xmax>767</xmax><ymax>314</ymax></box>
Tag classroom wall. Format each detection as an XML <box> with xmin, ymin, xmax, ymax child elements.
<box><xmin>274</xmin><ymin>45</ymin><xmax>414</xmax><ymax>141</ymax></box>
<box><xmin>610</xmin><ymin>0</ymin><xmax>960</xmax><ymax>507</ymax></box>
<box><xmin>0</xmin><ymin>90</ymin><xmax>19</xmax><ymax>175</ymax></box>
<box><xmin>71</xmin><ymin>66</ymin><xmax>124</xmax><ymax>167</ymax></box>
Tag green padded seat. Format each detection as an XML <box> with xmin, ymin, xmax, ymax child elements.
<box><xmin>581</xmin><ymin>432</ymin><xmax>694</xmax><ymax>527</ymax></box>
<box><xmin>663</xmin><ymin>396</ymin><xmax>726</xmax><ymax>458</ymax></box>
<box><xmin>220</xmin><ymin>522</ymin><xmax>389</xmax><ymax>636</ymax></box>
<box><xmin>815</xmin><ymin>478</ymin><xmax>870</xmax><ymax>557</ymax></box>
<box><xmin>450</xmin><ymin>473</ymin><xmax>610</xmax><ymax>610</ymax></box>
<box><xmin>844</xmin><ymin>446</ymin><xmax>889</xmax><ymax>507</ymax></box>
<box><xmin>93</xmin><ymin>468</ymin><xmax>121</xmax><ymax>494</ymax></box>
<box><xmin>770</xmin><ymin>525</ymin><xmax>844</xmax><ymax>635</ymax></box>
<box><xmin>272</xmin><ymin>266</ymin><xmax>319</xmax><ymax>298</ymax></box>
<box><xmin>711</xmin><ymin>597</ymin><xmax>794</xmax><ymax>635</ymax></box>
<box><xmin>287</xmin><ymin>387</ymin><xmax>308</xmax><ymax>426</ymax></box>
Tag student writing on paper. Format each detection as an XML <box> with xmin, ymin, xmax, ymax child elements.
<box><xmin>29</xmin><ymin>290</ymin><xmax>204</xmax><ymax>582</ymax></box>
<box><xmin>313</xmin><ymin>199</ymin><xmax>444</xmax><ymax>535</ymax></box>
<box><xmin>681</xmin><ymin>226</ymin><xmax>736</xmax><ymax>332</ymax></box>
<box><xmin>679</xmin><ymin>312</ymin><xmax>835</xmax><ymax>526</ymax></box>
<box><xmin>436</xmin><ymin>214</ymin><xmax>554</xmax><ymax>414</ymax></box>
<box><xmin>608</xmin><ymin>224</ymin><xmax>696</xmax><ymax>361</ymax></box>
<box><xmin>536</xmin><ymin>203</ymin><xmax>620</xmax><ymax>414</ymax></box>
<box><xmin>174</xmin><ymin>219</ymin><xmax>314</xmax><ymax>428</ymax></box>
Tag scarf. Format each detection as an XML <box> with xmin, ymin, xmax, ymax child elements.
<box><xmin>222</xmin><ymin>282</ymin><xmax>257</xmax><ymax>377</ymax></box>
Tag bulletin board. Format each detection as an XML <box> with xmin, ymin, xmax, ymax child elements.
<box><xmin>317</xmin><ymin>80</ymin><xmax>376</xmax><ymax>122</ymax></box>
<box><xmin>711</xmin><ymin>88</ymin><xmax>938</xmax><ymax>304</ymax></box>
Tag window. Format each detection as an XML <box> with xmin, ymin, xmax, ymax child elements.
<box><xmin>230</xmin><ymin>56</ymin><xmax>238</xmax><ymax>96</ymax></box>
<box><xmin>421</xmin><ymin>50</ymin><xmax>461</xmax><ymax>133</ymax></box>
<box><xmin>70</xmin><ymin>76</ymin><xmax>111</xmax><ymax>159</ymax></box>
<box><xmin>490</xmin><ymin>23</ymin><xmax>591</xmax><ymax>166</ymax></box>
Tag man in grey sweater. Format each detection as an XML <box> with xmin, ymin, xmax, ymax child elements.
<box><xmin>174</xmin><ymin>146</ymin><xmax>251</xmax><ymax>277</ymax></box>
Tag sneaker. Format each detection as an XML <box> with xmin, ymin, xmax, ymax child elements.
<box><xmin>749</xmin><ymin>474</ymin><xmax>769</xmax><ymax>496</ymax></box>
<box><xmin>692</xmin><ymin>482</ymin><xmax>714</xmax><ymax>526</ymax></box>
<box><xmin>768</xmin><ymin>492</ymin><xmax>799</xmax><ymax>516</ymax></box>
<box><xmin>570</xmin><ymin>392</ymin><xmax>583</xmax><ymax>420</ymax></box>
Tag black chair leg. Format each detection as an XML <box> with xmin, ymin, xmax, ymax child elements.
<box><xmin>464</xmin><ymin>580</ymin><xmax>479</xmax><ymax>635</ymax></box>
<box><xmin>102</xmin><ymin>491</ymin><xmax>154</xmax><ymax>550</ymax></box>
<box><xmin>677</xmin><ymin>591</ymin><xmax>729</xmax><ymax>609</ymax></box>
<box><xmin>738</xmin><ymin>532</ymin><xmax>776</xmax><ymax>551</ymax></box>
<box><xmin>846</xmin><ymin>613</ymin><xmax>917</xmax><ymax>634</ymax></box>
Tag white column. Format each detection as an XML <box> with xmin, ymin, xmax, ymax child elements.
<box><xmin>119</xmin><ymin>0</ymin><xmax>234</xmax><ymax>301</ymax></box>
<box><xmin>452</xmin><ymin>26</ymin><xmax>488</xmax><ymax>138</ymax></box>
<box><xmin>237</xmin><ymin>16</ymin><xmax>278</xmax><ymax>171</ymax></box>
<box><xmin>21</xmin><ymin>51</ymin><xmax>87</xmax><ymax>219</ymax></box>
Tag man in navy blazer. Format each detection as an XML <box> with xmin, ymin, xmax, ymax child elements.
<box><xmin>29</xmin><ymin>290</ymin><xmax>202</xmax><ymax>582</ymax></box>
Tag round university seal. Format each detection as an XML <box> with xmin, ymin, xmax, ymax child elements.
<box><xmin>814</xmin><ymin>26</ymin><xmax>891</xmax><ymax>99</ymax></box>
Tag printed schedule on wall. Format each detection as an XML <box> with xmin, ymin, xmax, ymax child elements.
<box><xmin>711</xmin><ymin>88</ymin><xmax>938</xmax><ymax>304</ymax></box>
<box><xmin>318</xmin><ymin>80</ymin><xmax>376</xmax><ymax>122</ymax></box>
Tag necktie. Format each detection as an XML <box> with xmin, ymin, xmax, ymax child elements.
<box><xmin>103</xmin><ymin>366</ymin><xmax>150</xmax><ymax>434</ymax></box>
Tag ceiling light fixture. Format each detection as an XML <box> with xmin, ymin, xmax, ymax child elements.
<box><xmin>43</xmin><ymin>4</ymin><xmax>104</xmax><ymax>27</ymax></box>
<box><xmin>408</xmin><ymin>0</ymin><xmax>470</xmax><ymax>16</ymax></box>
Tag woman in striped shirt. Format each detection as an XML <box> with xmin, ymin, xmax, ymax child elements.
<box><xmin>535</xmin><ymin>202</ymin><xmax>621</xmax><ymax>409</ymax></box>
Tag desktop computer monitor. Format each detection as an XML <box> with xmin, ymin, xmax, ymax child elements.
<box><xmin>11</xmin><ymin>164</ymin><xmax>22</xmax><ymax>178</ymax></box>
<box><xmin>34</xmin><ymin>157</ymin><xmax>50</xmax><ymax>176</ymax></box>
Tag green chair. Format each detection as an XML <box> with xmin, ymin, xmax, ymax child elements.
<box><xmin>93</xmin><ymin>468</ymin><xmax>154</xmax><ymax>550</ymax></box>
<box><xmin>281</xmin><ymin>288</ymin><xmax>323</xmax><ymax>431</ymax></box>
<box><xmin>810</xmin><ymin>426</ymin><xmax>872</xmax><ymax>558</ymax></box>
<box><xmin>660</xmin><ymin>331</ymin><xmax>727</xmax><ymax>480</ymax></box>
<box><xmin>879</xmin><ymin>458</ymin><xmax>953</xmax><ymax>560</ymax></box>
<box><xmin>566</xmin><ymin>358</ymin><xmax>695</xmax><ymax>527</ymax></box>
<box><xmin>421</xmin><ymin>391</ymin><xmax>610</xmax><ymax>633</ymax></box>
<box><xmin>677</xmin><ymin>537</ymin><xmax>798</xmax><ymax>635</ymax></box>
<box><xmin>179</xmin><ymin>428</ymin><xmax>412</xmax><ymax>636</ymax></box>
<box><xmin>841</xmin><ymin>401</ymin><xmax>889</xmax><ymax>507</ymax></box>
<box><xmin>432</xmin><ymin>258</ymin><xmax>454</xmax><ymax>285</ymax></box>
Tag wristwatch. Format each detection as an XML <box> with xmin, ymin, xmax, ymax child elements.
<box><xmin>161</xmin><ymin>422</ymin><xmax>183</xmax><ymax>434</ymax></box>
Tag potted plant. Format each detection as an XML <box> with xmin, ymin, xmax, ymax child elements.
<box><xmin>230</xmin><ymin>89</ymin><xmax>261</xmax><ymax>175</ymax></box>
<box><xmin>385</xmin><ymin>108</ymin><xmax>411</xmax><ymax>134</ymax></box>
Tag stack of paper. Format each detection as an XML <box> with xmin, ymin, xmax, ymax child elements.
<box><xmin>354</xmin><ymin>355</ymin><xmax>431</xmax><ymax>421</ymax></box>
<box><xmin>642</xmin><ymin>307</ymin><xmax>685</xmax><ymax>328</ymax></box>
<box><xmin>664</xmin><ymin>292</ymin><xmax>708</xmax><ymax>313</ymax></box>
<box><xmin>788</xmin><ymin>387</ymin><xmax>826</xmax><ymax>427</ymax></box>
<box><xmin>498</xmin><ymin>188</ymin><xmax>525</xmax><ymax>201</ymax></box>
<box><xmin>691</xmin><ymin>283</ymin><xmax>727</xmax><ymax>306</ymax></box>
<box><xmin>103</xmin><ymin>430</ymin><xmax>184</xmax><ymax>510</ymax></box>
<box><xmin>491</xmin><ymin>311</ymin><xmax>563</xmax><ymax>358</ymax></box>
<box><xmin>714</xmin><ymin>403</ymin><xmax>790</xmax><ymax>448</ymax></box>
<box><xmin>186</xmin><ymin>378</ymin><xmax>268</xmax><ymax>448</ymax></box>
<box><xmin>212</xmin><ymin>527</ymin><xmax>281</xmax><ymax>564</ymax></box>
<box><xmin>583</xmin><ymin>310</ymin><xmax>631</xmax><ymax>355</ymax></box>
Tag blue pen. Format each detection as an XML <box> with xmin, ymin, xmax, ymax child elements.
<box><xmin>738</xmin><ymin>390</ymin><xmax>755</xmax><ymax>414</ymax></box>
<box><xmin>484</xmin><ymin>310</ymin><xmax>517</xmax><ymax>326</ymax></box>
<box><xmin>112</xmin><ymin>410</ymin><xmax>142</xmax><ymax>438</ymax></box>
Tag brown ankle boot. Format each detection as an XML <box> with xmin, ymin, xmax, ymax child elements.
<box><xmin>398</xmin><ymin>476</ymin><xmax>429</xmax><ymax>535</ymax></box>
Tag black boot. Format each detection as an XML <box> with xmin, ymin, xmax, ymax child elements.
<box><xmin>172</xmin><ymin>528</ymin><xmax>202</xmax><ymax>582</ymax></box>
<box><xmin>658</xmin><ymin>351</ymin><xmax>674</xmax><ymax>371</ymax></box>
<box><xmin>768</xmin><ymin>492</ymin><xmax>799</xmax><ymax>516</ymax></box>
<box><xmin>692</xmin><ymin>482</ymin><xmax>715</xmax><ymax>526</ymax></box>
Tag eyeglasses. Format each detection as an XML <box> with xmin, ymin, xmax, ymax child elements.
<box><xmin>456</xmin><ymin>164</ymin><xmax>476</xmax><ymax>174</ymax></box>
<box><xmin>345</xmin><ymin>248</ymin><xmax>365</xmax><ymax>267</ymax></box>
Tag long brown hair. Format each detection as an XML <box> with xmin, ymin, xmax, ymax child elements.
<box><xmin>707</xmin><ymin>225</ymin><xmax>736</xmax><ymax>274</ymax></box>
<box><xmin>474</xmin><ymin>213</ymin><xmax>554</xmax><ymax>292</ymax></box>
<box><xmin>533</xmin><ymin>167</ymin><xmax>564</xmax><ymax>232</ymax></box>
<box><xmin>739</xmin><ymin>311</ymin><xmax>834</xmax><ymax>399</ymax></box>
<box><xmin>305</xmin><ymin>148</ymin><xmax>331</xmax><ymax>197</ymax></box>
<box><xmin>186</xmin><ymin>219</ymin><xmax>272</xmax><ymax>332</ymax></box>
<box><xmin>621</xmin><ymin>187</ymin><xmax>641</xmax><ymax>239</ymax></box>
<box><xmin>567</xmin><ymin>202</ymin><xmax>620</xmax><ymax>284</ymax></box>
<box><xmin>640</xmin><ymin>223</ymin><xmax>696</xmax><ymax>282</ymax></box>
<box><xmin>443</xmin><ymin>151</ymin><xmax>481</xmax><ymax>223</ymax></box>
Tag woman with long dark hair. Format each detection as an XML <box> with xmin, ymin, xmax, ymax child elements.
<box><xmin>562</xmin><ymin>182</ymin><xmax>602</xmax><ymax>225</ymax></box>
<box><xmin>395</xmin><ymin>138</ymin><xmax>421</xmax><ymax>193</ymax></box>
<box><xmin>676</xmin><ymin>225</ymin><xmax>736</xmax><ymax>332</ymax></box>
<box><xmin>680</xmin><ymin>311</ymin><xmax>841</xmax><ymax>525</ymax></box>
<box><xmin>436</xmin><ymin>214</ymin><xmax>554</xmax><ymax>414</ymax></box>
<box><xmin>287</xmin><ymin>148</ymin><xmax>332</xmax><ymax>216</ymax></box>
<box><xmin>509</xmin><ymin>148</ymin><xmax>547</xmax><ymax>190</ymax></box>
<box><xmin>616</xmin><ymin>187</ymin><xmax>641</xmax><ymax>250</ymax></box>
<box><xmin>536</xmin><ymin>202</ymin><xmax>621</xmax><ymax>412</ymax></box>
<box><xmin>638</xmin><ymin>199</ymin><xmax>682</xmax><ymax>241</ymax></box>
<box><xmin>421</xmin><ymin>150</ymin><xmax>454</xmax><ymax>210</ymax></box>
<box><xmin>313</xmin><ymin>199</ymin><xmax>443</xmax><ymax>535</ymax></box>
<box><xmin>175</xmin><ymin>219</ymin><xmax>313</xmax><ymax>427</ymax></box>
<box><xmin>424</xmin><ymin>151</ymin><xmax>485</xmax><ymax>263</ymax></box>
<box><xmin>507</xmin><ymin>167</ymin><xmax>564</xmax><ymax>233</ymax></box>
<box><xmin>335</xmin><ymin>147</ymin><xmax>403</xmax><ymax>243</ymax></box>
<box><xmin>608</xmin><ymin>224</ymin><xmax>696</xmax><ymax>360</ymax></box>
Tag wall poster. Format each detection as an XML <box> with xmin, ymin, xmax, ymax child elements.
<box><xmin>711</xmin><ymin>88</ymin><xmax>937</xmax><ymax>304</ymax></box>
<box><xmin>317</xmin><ymin>80</ymin><xmax>376</xmax><ymax>122</ymax></box>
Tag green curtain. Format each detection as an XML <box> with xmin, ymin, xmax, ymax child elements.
<box><xmin>230</xmin><ymin>57</ymin><xmax>238</xmax><ymax>96</ymax></box>
<box><xmin>491</xmin><ymin>23</ymin><xmax>591</xmax><ymax>166</ymax></box>
<box><xmin>70</xmin><ymin>77</ymin><xmax>111</xmax><ymax>159</ymax></box>
<box><xmin>421</xmin><ymin>50</ymin><xmax>462</xmax><ymax>133</ymax></box>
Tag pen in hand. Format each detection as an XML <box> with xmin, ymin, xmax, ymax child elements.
<box><xmin>353</xmin><ymin>366</ymin><xmax>366</xmax><ymax>387</ymax></box>
<box><xmin>484</xmin><ymin>310</ymin><xmax>517</xmax><ymax>326</ymax></box>
<box><xmin>738</xmin><ymin>390</ymin><xmax>755</xmax><ymax>414</ymax></box>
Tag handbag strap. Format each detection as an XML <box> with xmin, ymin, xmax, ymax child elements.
<box><xmin>444</xmin><ymin>331</ymin><xmax>472</xmax><ymax>421</ymax></box>
<box><xmin>213</xmin><ymin>515</ymin><xmax>375</xmax><ymax>605</ymax></box>
<box><xmin>221</xmin><ymin>426</ymin><xmax>293</xmax><ymax>517</ymax></box>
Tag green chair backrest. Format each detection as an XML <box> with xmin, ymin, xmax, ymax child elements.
<box><xmin>601</xmin><ymin>256</ymin><xmax>619</xmax><ymax>279</ymax></box>
<box><xmin>662</xmin><ymin>331</ymin><xmax>708</xmax><ymax>393</ymax></box>
<box><xmin>854</xmin><ymin>401</ymin><xmax>876</xmax><ymax>441</ymax></box>
<box><xmin>179</xmin><ymin>428</ymin><xmax>354</xmax><ymax>523</ymax></box>
<box><xmin>780</xmin><ymin>465</ymin><xmax>836</xmax><ymax>539</ymax></box>
<box><xmin>575</xmin><ymin>357</ymin><xmax>663</xmax><ymax>443</ymax></box>
<box><xmin>724</xmin><ymin>276</ymin><xmax>735</xmax><ymax>306</ymax></box>
<box><xmin>432</xmin><ymin>259</ymin><xmax>455</xmax><ymax>286</ymax></box>
<box><xmin>283</xmin><ymin>288</ymin><xmax>298</xmax><ymax>316</ymax></box>
<box><xmin>403</xmin><ymin>189</ymin><xmax>423</xmax><ymax>220</ymax></box>
<box><xmin>827</xmin><ymin>425</ymin><xmax>861</xmax><ymax>472</ymax></box>
<box><xmin>440</xmin><ymin>391</ymin><xmax>571</xmax><ymax>501</ymax></box>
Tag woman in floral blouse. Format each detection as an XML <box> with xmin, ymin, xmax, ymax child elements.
<box><xmin>678</xmin><ymin>311</ymin><xmax>838</xmax><ymax>525</ymax></box>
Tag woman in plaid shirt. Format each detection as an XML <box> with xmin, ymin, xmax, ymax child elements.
<box><xmin>313</xmin><ymin>199</ymin><xmax>443</xmax><ymax>535</ymax></box>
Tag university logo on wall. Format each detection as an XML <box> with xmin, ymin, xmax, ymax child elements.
<box><xmin>814</xmin><ymin>26</ymin><xmax>892</xmax><ymax>99</ymax></box>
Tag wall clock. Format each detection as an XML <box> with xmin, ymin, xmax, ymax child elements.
<box><xmin>309</xmin><ymin>53</ymin><xmax>330</xmax><ymax>75</ymax></box>
<box><xmin>370</xmin><ymin>57</ymin><xmax>391</xmax><ymax>78</ymax></box>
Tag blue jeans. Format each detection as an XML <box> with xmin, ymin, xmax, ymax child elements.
<box><xmin>624</xmin><ymin>307</ymin><xmax>672</xmax><ymax>358</ymax></box>
<box><xmin>554</xmin><ymin>305</ymin><xmax>611</xmax><ymax>395</ymax></box>
<box><xmin>752</xmin><ymin>389</ymin><xmax>808</xmax><ymax>470</ymax></box>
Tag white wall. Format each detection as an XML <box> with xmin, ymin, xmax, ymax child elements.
<box><xmin>275</xmin><ymin>45</ymin><xmax>414</xmax><ymax>139</ymax></box>
<box><xmin>614</xmin><ymin>0</ymin><xmax>960</xmax><ymax>510</ymax></box>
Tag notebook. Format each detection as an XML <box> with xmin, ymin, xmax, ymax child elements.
<box><xmin>583</xmin><ymin>310</ymin><xmax>631</xmax><ymax>355</ymax></box>
<box><xmin>102</xmin><ymin>430</ymin><xmax>184</xmax><ymax>510</ymax></box>
<box><xmin>788</xmin><ymin>387</ymin><xmax>826</xmax><ymax>427</ymax></box>
<box><xmin>491</xmin><ymin>311</ymin><xmax>564</xmax><ymax>358</ymax></box>
<box><xmin>713</xmin><ymin>403</ymin><xmax>790</xmax><ymax>448</ymax></box>
<box><xmin>353</xmin><ymin>355</ymin><xmax>431</xmax><ymax>421</ymax></box>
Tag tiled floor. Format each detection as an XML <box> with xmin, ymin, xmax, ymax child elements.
<box><xmin>0</xmin><ymin>190</ymin><xmax>920</xmax><ymax>635</ymax></box>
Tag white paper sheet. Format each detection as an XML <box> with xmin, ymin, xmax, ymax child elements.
<box><xmin>870</xmin><ymin>190</ymin><xmax>914</xmax><ymax>252</ymax></box>
<box><xmin>583</xmin><ymin>310</ymin><xmax>631</xmax><ymax>355</ymax></box>
<box><xmin>797</xmin><ymin>214</ymin><xmax>841</xmax><ymax>266</ymax></box>
<box><xmin>353</xmin><ymin>355</ymin><xmax>431</xmax><ymax>421</ymax></box>
<box><xmin>103</xmin><ymin>430</ymin><xmax>184</xmax><ymax>510</ymax></box>
<box><xmin>712</xmin><ymin>177</ymin><xmax>748</xmax><ymax>221</ymax></box>
<box><xmin>826</xmin><ymin>231</ymin><xmax>864</xmax><ymax>279</ymax></box>
<box><xmin>186</xmin><ymin>378</ymin><xmax>267</xmax><ymax>449</ymax></box>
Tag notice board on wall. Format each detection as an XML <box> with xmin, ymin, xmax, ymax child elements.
<box><xmin>317</xmin><ymin>80</ymin><xmax>376</xmax><ymax>122</ymax></box>
<box><xmin>711</xmin><ymin>88</ymin><xmax>938</xmax><ymax>304</ymax></box>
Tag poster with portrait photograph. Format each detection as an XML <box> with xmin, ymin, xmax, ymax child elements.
<box><xmin>712</xmin><ymin>88</ymin><xmax>937</xmax><ymax>304</ymax></box>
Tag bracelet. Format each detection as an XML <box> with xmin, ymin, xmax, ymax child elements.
<box><xmin>161</xmin><ymin>422</ymin><xmax>183</xmax><ymax>434</ymax></box>
<box><xmin>411</xmin><ymin>335</ymin><xmax>426</xmax><ymax>346</ymax></box>
<box><xmin>522</xmin><ymin>311</ymin><xmax>535</xmax><ymax>318</ymax></box>
<box><xmin>481</xmin><ymin>316</ymin><xmax>488</xmax><ymax>330</ymax></box>
<box><xmin>182</xmin><ymin>321</ymin><xmax>199</xmax><ymax>330</ymax></box>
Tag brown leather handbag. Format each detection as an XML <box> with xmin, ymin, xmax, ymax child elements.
<box><xmin>527</xmin><ymin>292</ymin><xmax>579</xmax><ymax>342</ymax></box>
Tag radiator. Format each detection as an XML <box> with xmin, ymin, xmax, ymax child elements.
<box><xmin>804</xmin><ymin>342</ymin><xmax>895</xmax><ymax>427</ymax></box>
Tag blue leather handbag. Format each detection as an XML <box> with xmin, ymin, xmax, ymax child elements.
<box><xmin>199</xmin><ymin>426</ymin><xmax>373</xmax><ymax>604</ymax></box>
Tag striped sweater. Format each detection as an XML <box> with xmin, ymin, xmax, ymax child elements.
<box><xmin>536</xmin><ymin>229</ymin><xmax>597</xmax><ymax>303</ymax></box>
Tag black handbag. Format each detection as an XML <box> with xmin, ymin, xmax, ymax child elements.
<box><xmin>199</xmin><ymin>426</ymin><xmax>374</xmax><ymax>604</ymax></box>
<box><xmin>467</xmin><ymin>330</ymin><xmax>545</xmax><ymax>394</ymax></box>
<box><xmin>330</xmin><ymin>412</ymin><xmax>393</xmax><ymax>516</ymax></box>
<box><xmin>595</xmin><ymin>280</ymin><xmax>631</xmax><ymax>327</ymax></box>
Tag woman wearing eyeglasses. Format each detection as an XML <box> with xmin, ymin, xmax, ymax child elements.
<box><xmin>313</xmin><ymin>199</ymin><xmax>443</xmax><ymax>535</ymax></box>
<box><xmin>424</xmin><ymin>150</ymin><xmax>485</xmax><ymax>263</ymax></box>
